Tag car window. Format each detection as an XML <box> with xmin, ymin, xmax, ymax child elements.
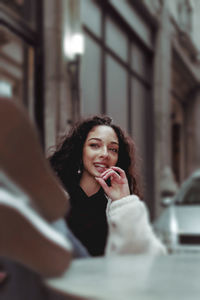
<box><xmin>177</xmin><ymin>181</ymin><xmax>200</xmax><ymax>204</ymax></box>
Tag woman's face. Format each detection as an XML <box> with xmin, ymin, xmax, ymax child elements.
<box><xmin>81</xmin><ymin>125</ymin><xmax>119</xmax><ymax>180</ymax></box>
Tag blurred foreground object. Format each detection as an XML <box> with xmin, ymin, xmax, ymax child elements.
<box><xmin>0</xmin><ymin>97</ymin><xmax>72</xmax><ymax>278</ymax></box>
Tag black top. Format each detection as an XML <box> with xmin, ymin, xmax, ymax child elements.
<box><xmin>65</xmin><ymin>186</ymin><xmax>108</xmax><ymax>256</ymax></box>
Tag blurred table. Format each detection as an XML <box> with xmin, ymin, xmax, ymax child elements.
<box><xmin>45</xmin><ymin>254</ymin><xmax>200</xmax><ymax>300</ymax></box>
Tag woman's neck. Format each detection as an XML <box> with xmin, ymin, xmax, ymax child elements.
<box><xmin>79</xmin><ymin>174</ymin><xmax>100</xmax><ymax>197</ymax></box>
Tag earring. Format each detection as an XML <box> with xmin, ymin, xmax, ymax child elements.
<box><xmin>77</xmin><ymin>160</ymin><xmax>83</xmax><ymax>175</ymax></box>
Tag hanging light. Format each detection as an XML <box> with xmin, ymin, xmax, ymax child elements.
<box><xmin>64</xmin><ymin>32</ymin><xmax>84</xmax><ymax>61</ymax></box>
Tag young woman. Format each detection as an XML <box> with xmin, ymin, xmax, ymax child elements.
<box><xmin>49</xmin><ymin>115</ymin><xmax>166</xmax><ymax>257</ymax></box>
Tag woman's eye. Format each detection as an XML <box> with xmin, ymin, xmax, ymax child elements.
<box><xmin>109</xmin><ymin>148</ymin><xmax>118</xmax><ymax>153</ymax></box>
<box><xmin>90</xmin><ymin>143</ymin><xmax>99</xmax><ymax>148</ymax></box>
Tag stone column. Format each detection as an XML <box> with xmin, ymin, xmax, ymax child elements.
<box><xmin>43</xmin><ymin>0</ymin><xmax>72</xmax><ymax>152</ymax></box>
<box><xmin>153</xmin><ymin>1</ymin><xmax>174</xmax><ymax>218</ymax></box>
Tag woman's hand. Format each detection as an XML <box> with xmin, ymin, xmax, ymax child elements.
<box><xmin>95</xmin><ymin>166</ymin><xmax>130</xmax><ymax>201</ymax></box>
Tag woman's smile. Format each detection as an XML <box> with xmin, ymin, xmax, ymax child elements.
<box><xmin>94</xmin><ymin>163</ymin><xmax>109</xmax><ymax>175</ymax></box>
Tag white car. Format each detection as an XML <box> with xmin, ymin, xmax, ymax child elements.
<box><xmin>154</xmin><ymin>170</ymin><xmax>200</xmax><ymax>253</ymax></box>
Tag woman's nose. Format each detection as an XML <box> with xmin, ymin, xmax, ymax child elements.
<box><xmin>100</xmin><ymin>146</ymin><xmax>109</xmax><ymax>157</ymax></box>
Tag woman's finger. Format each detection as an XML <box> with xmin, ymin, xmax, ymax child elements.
<box><xmin>95</xmin><ymin>177</ymin><xmax>110</xmax><ymax>193</ymax></box>
<box><xmin>101</xmin><ymin>170</ymin><xmax>120</xmax><ymax>181</ymax></box>
<box><xmin>110</xmin><ymin>166</ymin><xmax>126</xmax><ymax>178</ymax></box>
<box><xmin>100</xmin><ymin>168</ymin><xmax>113</xmax><ymax>177</ymax></box>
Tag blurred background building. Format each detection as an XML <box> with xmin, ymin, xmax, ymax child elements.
<box><xmin>1</xmin><ymin>0</ymin><xmax>200</xmax><ymax>219</ymax></box>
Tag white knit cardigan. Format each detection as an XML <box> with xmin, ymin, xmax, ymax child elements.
<box><xmin>105</xmin><ymin>195</ymin><xmax>166</xmax><ymax>255</ymax></box>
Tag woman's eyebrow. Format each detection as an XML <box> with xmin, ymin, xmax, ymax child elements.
<box><xmin>88</xmin><ymin>138</ymin><xmax>101</xmax><ymax>141</ymax></box>
<box><xmin>88</xmin><ymin>138</ymin><xmax>119</xmax><ymax>145</ymax></box>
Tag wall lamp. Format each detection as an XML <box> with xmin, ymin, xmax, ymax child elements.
<box><xmin>64</xmin><ymin>32</ymin><xmax>84</xmax><ymax>121</ymax></box>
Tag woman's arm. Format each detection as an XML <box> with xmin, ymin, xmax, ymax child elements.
<box><xmin>96</xmin><ymin>166</ymin><xmax>166</xmax><ymax>255</ymax></box>
<box><xmin>105</xmin><ymin>195</ymin><xmax>166</xmax><ymax>255</ymax></box>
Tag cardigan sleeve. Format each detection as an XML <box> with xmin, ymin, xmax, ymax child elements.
<box><xmin>105</xmin><ymin>195</ymin><xmax>166</xmax><ymax>255</ymax></box>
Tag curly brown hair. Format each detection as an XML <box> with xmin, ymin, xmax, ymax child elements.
<box><xmin>48</xmin><ymin>115</ymin><xmax>143</xmax><ymax>198</ymax></box>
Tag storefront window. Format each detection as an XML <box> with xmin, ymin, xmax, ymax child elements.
<box><xmin>0</xmin><ymin>0</ymin><xmax>43</xmax><ymax>137</ymax></box>
<box><xmin>0</xmin><ymin>25</ymin><xmax>35</xmax><ymax>119</ymax></box>
<box><xmin>1</xmin><ymin>0</ymin><xmax>37</xmax><ymax>30</ymax></box>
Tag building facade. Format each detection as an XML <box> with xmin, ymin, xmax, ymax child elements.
<box><xmin>1</xmin><ymin>0</ymin><xmax>200</xmax><ymax>219</ymax></box>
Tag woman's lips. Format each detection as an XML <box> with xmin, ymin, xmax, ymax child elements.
<box><xmin>94</xmin><ymin>164</ymin><xmax>108</xmax><ymax>173</ymax></box>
